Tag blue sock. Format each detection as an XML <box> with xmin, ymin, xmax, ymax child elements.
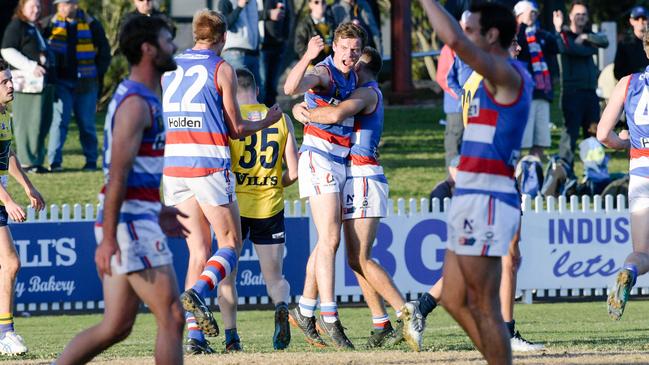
<box><xmin>417</xmin><ymin>292</ymin><xmax>438</xmax><ymax>318</ymax></box>
<box><xmin>185</xmin><ymin>312</ymin><xmax>205</xmax><ymax>342</ymax></box>
<box><xmin>225</xmin><ymin>328</ymin><xmax>239</xmax><ymax>343</ymax></box>
<box><xmin>192</xmin><ymin>247</ymin><xmax>238</xmax><ymax>298</ymax></box>
<box><xmin>624</xmin><ymin>264</ymin><xmax>638</xmax><ymax>287</ymax></box>
<box><xmin>505</xmin><ymin>320</ymin><xmax>515</xmax><ymax>337</ymax></box>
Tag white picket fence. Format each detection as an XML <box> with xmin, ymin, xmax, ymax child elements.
<box><xmin>21</xmin><ymin>193</ymin><xmax>629</xmax><ymax>221</ymax></box>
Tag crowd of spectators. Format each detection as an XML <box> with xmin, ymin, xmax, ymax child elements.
<box><xmin>0</xmin><ymin>0</ymin><xmax>644</xmax><ymax>187</ymax></box>
<box><xmin>436</xmin><ymin>0</ymin><xmax>645</xmax><ymax>199</ymax></box>
<box><xmin>0</xmin><ymin>0</ymin><xmax>384</xmax><ymax>173</ymax></box>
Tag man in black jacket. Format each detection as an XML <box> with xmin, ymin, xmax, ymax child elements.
<box><xmin>554</xmin><ymin>0</ymin><xmax>608</xmax><ymax>167</ymax></box>
<box><xmin>259</xmin><ymin>0</ymin><xmax>290</xmax><ymax>105</ymax></box>
<box><xmin>120</xmin><ymin>0</ymin><xmax>176</xmax><ymax>37</ymax></box>
<box><xmin>613</xmin><ymin>6</ymin><xmax>649</xmax><ymax>80</ymax></box>
<box><xmin>294</xmin><ymin>0</ymin><xmax>334</xmax><ymax>66</ymax></box>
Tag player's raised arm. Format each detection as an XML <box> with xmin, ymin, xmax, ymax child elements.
<box><xmin>295</xmin><ymin>87</ymin><xmax>377</xmax><ymax>125</ymax></box>
<box><xmin>219</xmin><ymin>62</ymin><xmax>283</xmax><ymax>139</ymax></box>
<box><xmin>418</xmin><ymin>0</ymin><xmax>520</xmax><ymax>91</ymax></box>
<box><xmin>283</xmin><ymin>36</ymin><xmax>328</xmax><ymax>95</ymax></box>
<box><xmin>597</xmin><ymin>76</ymin><xmax>631</xmax><ymax>150</ymax></box>
<box><xmin>282</xmin><ymin>114</ymin><xmax>299</xmax><ymax>187</ymax></box>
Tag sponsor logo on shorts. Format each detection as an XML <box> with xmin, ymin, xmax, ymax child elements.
<box><xmin>362</xmin><ymin>198</ymin><xmax>369</xmax><ymax>207</ymax></box>
<box><xmin>482</xmin><ymin>231</ymin><xmax>494</xmax><ymax>246</ymax></box>
<box><xmin>344</xmin><ymin>207</ymin><xmax>355</xmax><ymax>214</ymax></box>
<box><xmin>167</xmin><ymin>116</ymin><xmax>203</xmax><ymax>129</ymax></box>
<box><xmin>459</xmin><ymin>236</ymin><xmax>476</xmax><ymax>246</ymax></box>
<box><xmin>346</xmin><ymin>194</ymin><xmax>354</xmax><ymax>206</ymax></box>
<box><xmin>463</xmin><ymin>219</ymin><xmax>474</xmax><ymax>234</ymax></box>
<box><xmin>155</xmin><ymin>240</ymin><xmax>166</xmax><ymax>252</ymax></box>
<box><xmin>325</xmin><ymin>173</ymin><xmax>334</xmax><ymax>184</ymax></box>
<box><xmin>272</xmin><ymin>232</ymin><xmax>285</xmax><ymax>240</ymax></box>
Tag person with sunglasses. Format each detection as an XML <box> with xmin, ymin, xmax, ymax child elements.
<box><xmin>613</xmin><ymin>6</ymin><xmax>649</xmax><ymax>80</ymax></box>
<box><xmin>294</xmin><ymin>0</ymin><xmax>335</xmax><ymax>66</ymax></box>
<box><xmin>120</xmin><ymin>0</ymin><xmax>176</xmax><ymax>38</ymax></box>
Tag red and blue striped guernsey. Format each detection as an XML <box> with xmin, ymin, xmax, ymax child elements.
<box><xmin>162</xmin><ymin>49</ymin><xmax>230</xmax><ymax>177</ymax></box>
<box><xmin>300</xmin><ymin>55</ymin><xmax>358</xmax><ymax>164</ymax></box>
<box><xmin>624</xmin><ymin>66</ymin><xmax>649</xmax><ymax>178</ymax></box>
<box><xmin>455</xmin><ymin>60</ymin><xmax>533</xmax><ymax>208</ymax></box>
<box><xmin>348</xmin><ymin>81</ymin><xmax>386</xmax><ymax>181</ymax></box>
<box><xmin>97</xmin><ymin>80</ymin><xmax>165</xmax><ymax>225</ymax></box>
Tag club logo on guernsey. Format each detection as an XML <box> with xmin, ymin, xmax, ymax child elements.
<box><xmin>167</xmin><ymin>116</ymin><xmax>203</xmax><ymax>129</ymax></box>
<box><xmin>247</xmin><ymin>111</ymin><xmax>263</xmax><ymax>121</ymax></box>
<box><xmin>468</xmin><ymin>97</ymin><xmax>480</xmax><ymax>118</ymax></box>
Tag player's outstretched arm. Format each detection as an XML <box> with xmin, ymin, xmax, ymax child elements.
<box><xmin>418</xmin><ymin>0</ymin><xmax>519</xmax><ymax>91</ymax></box>
<box><xmin>597</xmin><ymin>76</ymin><xmax>631</xmax><ymax>150</ymax></box>
<box><xmin>7</xmin><ymin>151</ymin><xmax>44</xmax><ymax>212</ymax></box>
<box><xmin>282</xmin><ymin>114</ymin><xmax>299</xmax><ymax>187</ymax></box>
<box><xmin>291</xmin><ymin>87</ymin><xmax>377</xmax><ymax>125</ymax></box>
<box><xmin>96</xmin><ymin>96</ymin><xmax>150</xmax><ymax>277</ymax></box>
<box><xmin>220</xmin><ymin>62</ymin><xmax>283</xmax><ymax>139</ymax></box>
<box><xmin>307</xmin><ymin>87</ymin><xmax>377</xmax><ymax>124</ymax></box>
<box><xmin>283</xmin><ymin>36</ymin><xmax>327</xmax><ymax>95</ymax></box>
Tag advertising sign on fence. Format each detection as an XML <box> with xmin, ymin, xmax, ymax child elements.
<box><xmin>518</xmin><ymin>211</ymin><xmax>640</xmax><ymax>290</ymax></box>
<box><xmin>9</xmin><ymin>197</ymin><xmax>637</xmax><ymax>311</ymax></box>
<box><xmin>13</xmin><ymin>217</ymin><xmax>311</xmax><ymax>307</ymax></box>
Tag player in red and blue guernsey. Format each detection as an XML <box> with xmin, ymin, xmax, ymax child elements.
<box><xmin>161</xmin><ymin>10</ymin><xmax>282</xmax><ymax>354</ymax></box>
<box><xmin>418</xmin><ymin>2</ymin><xmax>533</xmax><ymax>364</ymax></box>
<box><xmin>283</xmin><ymin>22</ymin><xmax>366</xmax><ymax>349</ymax></box>
<box><xmin>598</xmin><ymin>35</ymin><xmax>649</xmax><ymax>321</ymax></box>
<box><xmin>58</xmin><ymin>16</ymin><xmax>188</xmax><ymax>365</ymax></box>
<box><xmin>292</xmin><ymin>47</ymin><xmax>424</xmax><ymax>351</ymax></box>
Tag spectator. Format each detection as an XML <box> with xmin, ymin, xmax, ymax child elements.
<box><xmin>259</xmin><ymin>0</ymin><xmax>291</xmax><ymax>106</ymax></box>
<box><xmin>120</xmin><ymin>0</ymin><xmax>176</xmax><ymax>37</ymax></box>
<box><xmin>218</xmin><ymin>0</ymin><xmax>262</xmax><ymax>101</ymax></box>
<box><xmin>1</xmin><ymin>0</ymin><xmax>54</xmax><ymax>174</ymax></box>
<box><xmin>331</xmin><ymin>0</ymin><xmax>381</xmax><ymax>54</ymax></box>
<box><xmin>429</xmin><ymin>156</ymin><xmax>460</xmax><ymax>209</ymax></box>
<box><xmin>514</xmin><ymin>1</ymin><xmax>560</xmax><ymax>161</ymax></box>
<box><xmin>294</xmin><ymin>0</ymin><xmax>335</xmax><ymax>66</ymax></box>
<box><xmin>553</xmin><ymin>0</ymin><xmax>608</xmax><ymax>166</ymax></box>
<box><xmin>437</xmin><ymin>10</ymin><xmax>472</xmax><ymax>168</ymax></box>
<box><xmin>613</xmin><ymin>6</ymin><xmax>649</xmax><ymax>80</ymax></box>
<box><xmin>0</xmin><ymin>0</ymin><xmax>19</xmax><ymax>42</ymax></box>
<box><xmin>41</xmin><ymin>0</ymin><xmax>110</xmax><ymax>172</ymax></box>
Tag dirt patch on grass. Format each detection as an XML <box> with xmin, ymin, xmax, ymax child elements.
<box><xmin>12</xmin><ymin>350</ymin><xmax>649</xmax><ymax>365</ymax></box>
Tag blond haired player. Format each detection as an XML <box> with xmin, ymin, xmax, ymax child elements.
<box><xmin>283</xmin><ymin>22</ymin><xmax>366</xmax><ymax>350</ymax></box>
<box><xmin>229</xmin><ymin>68</ymin><xmax>298</xmax><ymax>350</ymax></box>
<box><xmin>162</xmin><ymin>9</ymin><xmax>283</xmax><ymax>354</ymax></box>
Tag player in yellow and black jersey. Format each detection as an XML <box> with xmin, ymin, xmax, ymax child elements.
<box><xmin>0</xmin><ymin>60</ymin><xmax>45</xmax><ymax>355</ymax></box>
<box><xmin>228</xmin><ymin>68</ymin><xmax>299</xmax><ymax>350</ymax></box>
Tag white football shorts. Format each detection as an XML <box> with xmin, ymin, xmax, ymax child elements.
<box><xmin>95</xmin><ymin>219</ymin><xmax>173</xmax><ymax>275</ymax></box>
<box><xmin>629</xmin><ymin>174</ymin><xmax>649</xmax><ymax>213</ymax></box>
<box><xmin>447</xmin><ymin>194</ymin><xmax>520</xmax><ymax>257</ymax></box>
<box><xmin>163</xmin><ymin>169</ymin><xmax>236</xmax><ymax>207</ymax></box>
<box><xmin>342</xmin><ymin>175</ymin><xmax>389</xmax><ymax>220</ymax></box>
<box><xmin>298</xmin><ymin>150</ymin><xmax>346</xmax><ymax>198</ymax></box>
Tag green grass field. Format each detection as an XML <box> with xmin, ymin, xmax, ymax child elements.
<box><xmin>2</xmin><ymin>103</ymin><xmax>639</xmax><ymax>363</ymax></box>
<box><xmin>5</xmin><ymin>104</ymin><xmax>630</xmax><ymax>208</ymax></box>
<box><xmin>5</xmin><ymin>300</ymin><xmax>649</xmax><ymax>363</ymax></box>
